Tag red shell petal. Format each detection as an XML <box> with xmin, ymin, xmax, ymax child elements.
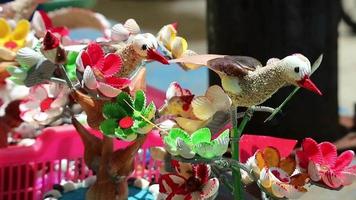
<box><xmin>301</xmin><ymin>138</ymin><xmax>322</xmax><ymax>164</ymax></box>
<box><xmin>333</xmin><ymin>150</ymin><xmax>354</xmax><ymax>172</ymax></box>
<box><xmin>319</xmin><ymin>142</ymin><xmax>337</xmax><ymax>167</ymax></box>
<box><xmin>296</xmin><ymin>150</ymin><xmax>309</xmax><ymax>169</ymax></box>
<box><xmin>40</xmin><ymin>98</ymin><xmax>55</xmax><ymax>112</ymax></box>
<box><xmin>86</xmin><ymin>43</ymin><xmax>104</xmax><ymax>69</ymax></box>
<box><xmin>81</xmin><ymin>51</ymin><xmax>92</xmax><ymax>67</ymax></box>
<box><xmin>118</xmin><ymin>116</ymin><xmax>134</xmax><ymax>129</ymax></box>
<box><xmin>42</xmin><ymin>31</ymin><xmax>60</xmax><ymax>50</ymax></box>
<box><xmin>104</xmin><ymin>77</ymin><xmax>131</xmax><ymax>89</ymax></box>
<box><xmin>50</xmin><ymin>26</ymin><xmax>70</xmax><ymax>37</ymax></box>
<box><xmin>101</xmin><ymin>53</ymin><xmax>122</xmax><ymax>77</ymax></box>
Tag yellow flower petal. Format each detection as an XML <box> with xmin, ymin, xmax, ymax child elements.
<box><xmin>263</xmin><ymin>146</ymin><xmax>280</xmax><ymax>168</ymax></box>
<box><xmin>0</xmin><ymin>18</ymin><xmax>11</xmax><ymax>39</ymax></box>
<box><xmin>171</xmin><ymin>36</ymin><xmax>188</xmax><ymax>58</ymax></box>
<box><xmin>11</xmin><ymin>19</ymin><xmax>30</xmax><ymax>41</ymax></box>
<box><xmin>279</xmin><ymin>157</ymin><xmax>297</xmax><ymax>176</ymax></box>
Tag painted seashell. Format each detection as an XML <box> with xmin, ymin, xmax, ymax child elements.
<box><xmin>176</xmin><ymin>138</ymin><xmax>195</xmax><ymax>159</ymax></box>
<box><xmin>0</xmin><ymin>47</ymin><xmax>16</xmax><ymax>61</ymax></box>
<box><xmin>124</xmin><ymin>18</ymin><xmax>140</xmax><ymax>35</ymax></box>
<box><xmin>82</xmin><ymin>67</ymin><xmax>98</xmax><ymax>90</ymax></box>
<box><xmin>16</xmin><ymin>47</ymin><xmax>43</xmax><ymax>67</ymax></box>
<box><xmin>170</xmin><ymin>36</ymin><xmax>187</xmax><ymax>58</ymax></box>
<box><xmin>205</xmin><ymin>85</ymin><xmax>231</xmax><ymax>111</ymax></box>
<box><xmin>111</xmin><ymin>23</ymin><xmax>130</xmax><ymax>42</ymax></box>
<box><xmin>165</xmin><ymin>82</ymin><xmax>192</xmax><ymax>99</ymax></box>
<box><xmin>175</xmin><ymin>117</ymin><xmax>207</xmax><ymax>134</ymax></box>
<box><xmin>192</xmin><ymin>96</ymin><xmax>215</xmax><ymax>121</ymax></box>
<box><xmin>157</xmin><ymin>25</ymin><xmax>176</xmax><ymax>49</ymax></box>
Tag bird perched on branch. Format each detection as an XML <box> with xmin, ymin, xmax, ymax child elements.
<box><xmin>172</xmin><ymin>54</ymin><xmax>322</xmax><ymax>107</ymax></box>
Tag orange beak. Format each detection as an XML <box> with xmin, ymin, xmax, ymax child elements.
<box><xmin>297</xmin><ymin>75</ymin><xmax>322</xmax><ymax>95</ymax></box>
<box><xmin>147</xmin><ymin>48</ymin><xmax>169</xmax><ymax>65</ymax></box>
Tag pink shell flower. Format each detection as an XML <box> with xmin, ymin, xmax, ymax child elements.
<box><xmin>19</xmin><ymin>83</ymin><xmax>69</xmax><ymax>126</ymax></box>
<box><xmin>296</xmin><ymin>138</ymin><xmax>356</xmax><ymax>189</ymax></box>
<box><xmin>159</xmin><ymin>163</ymin><xmax>219</xmax><ymax>200</ymax></box>
<box><xmin>76</xmin><ymin>42</ymin><xmax>131</xmax><ymax>97</ymax></box>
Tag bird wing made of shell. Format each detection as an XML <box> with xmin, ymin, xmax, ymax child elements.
<box><xmin>207</xmin><ymin>56</ymin><xmax>262</xmax><ymax>77</ymax></box>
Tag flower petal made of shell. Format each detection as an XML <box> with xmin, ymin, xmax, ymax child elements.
<box><xmin>157</xmin><ymin>25</ymin><xmax>176</xmax><ymax>49</ymax></box>
<box><xmin>180</xmin><ymin>50</ymin><xmax>201</xmax><ymax>70</ymax></box>
<box><xmin>0</xmin><ymin>47</ymin><xmax>16</xmax><ymax>61</ymax></box>
<box><xmin>176</xmin><ymin>138</ymin><xmax>195</xmax><ymax>159</ymax></box>
<box><xmin>0</xmin><ymin>18</ymin><xmax>11</xmax><ymax>39</ymax></box>
<box><xmin>191</xmin><ymin>96</ymin><xmax>215</xmax><ymax>121</ymax></box>
<box><xmin>333</xmin><ymin>150</ymin><xmax>355</xmax><ymax>172</ymax></box>
<box><xmin>205</xmin><ymin>85</ymin><xmax>231</xmax><ymax>112</ymax></box>
<box><xmin>279</xmin><ymin>157</ymin><xmax>297</xmax><ymax>176</ymax></box>
<box><xmin>270</xmin><ymin>182</ymin><xmax>288</xmax><ymax>198</ymax></box>
<box><xmin>290</xmin><ymin>173</ymin><xmax>309</xmax><ymax>187</ymax></box>
<box><xmin>308</xmin><ymin>161</ymin><xmax>321</xmax><ymax>182</ymax></box>
<box><xmin>273</xmin><ymin>182</ymin><xmax>306</xmax><ymax>199</ymax></box>
<box><xmin>319</xmin><ymin>142</ymin><xmax>338</xmax><ymax>167</ymax></box>
<box><xmin>321</xmin><ymin>170</ymin><xmax>342</xmax><ymax>189</ymax></box>
<box><xmin>200</xmin><ymin>178</ymin><xmax>219</xmax><ymax>199</ymax></box>
<box><xmin>159</xmin><ymin>174</ymin><xmax>186</xmax><ymax>194</ymax></box>
<box><xmin>190</xmin><ymin>128</ymin><xmax>211</xmax><ymax>145</ymax></box>
<box><xmin>339</xmin><ymin>171</ymin><xmax>356</xmax><ymax>186</ymax></box>
<box><xmin>211</xmin><ymin>129</ymin><xmax>229</xmax><ymax>156</ymax></box>
<box><xmin>166</xmin><ymin>82</ymin><xmax>192</xmax><ymax>100</ymax></box>
<box><xmin>255</xmin><ymin>150</ymin><xmax>266</xmax><ymax>171</ymax></box>
<box><xmin>31</xmin><ymin>11</ymin><xmax>47</xmax><ymax>36</ymax></box>
<box><xmin>97</xmin><ymin>82</ymin><xmax>121</xmax><ymax>98</ymax></box>
<box><xmin>171</xmin><ymin>36</ymin><xmax>187</xmax><ymax>58</ymax></box>
<box><xmin>86</xmin><ymin>43</ymin><xmax>104</xmax><ymax>68</ymax></box>
<box><xmin>12</xmin><ymin>19</ymin><xmax>30</xmax><ymax>41</ymax></box>
<box><xmin>195</xmin><ymin>142</ymin><xmax>216</xmax><ymax>159</ymax></box>
<box><xmin>20</xmin><ymin>109</ymin><xmax>39</xmax><ymax>123</ymax></box>
<box><xmin>101</xmin><ymin>53</ymin><xmax>122</xmax><ymax>77</ymax></box>
<box><xmin>136</xmin><ymin>124</ymin><xmax>154</xmax><ymax>134</ymax></box>
<box><xmin>20</xmin><ymin>99</ymin><xmax>41</xmax><ymax>111</ymax></box>
<box><xmin>33</xmin><ymin>108</ymin><xmax>62</xmax><ymax>125</ymax></box>
<box><xmin>76</xmin><ymin>51</ymin><xmax>85</xmax><ymax>72</ymax></box>
<box><xmin>16</xmin><ymin>47</ymin><xmax>43</xmax><ymax>67</ymax></box>
<box><xmin>7</xmin><ymin>66</ymin><xmax>27</xmax><ymax>80</ymax></box>
<box><xmin>259</xmin><ymin>168</ymin><xmax>272</xmax><ymax>188</ymax></box>
<box><xmin>105</xmin><ymin>76</ymin><xmax>131</xmax><ymax>89</ymax></box>
<box><xmin>83</xmin><ymin>67</ymin><xmax>98</xmax><ymax>90</ymax></box>
<box><xmin>301</xmin><ymin>138</ymin><xmax>323</xmax><ymax>164</ymax></box>
<box><xmin>50</xmin><ymin>95</ymin><xmax>68</xmax><ymax>108</ymax></box>
<box><xmin>175</xmin><ymin>117</ymin><xmax>207</xmax><ymax>134</ymax></box>
<box><xmin>263</xmin><ymin>147</ymin><xmax>281</xmax><ymax>168</ymax></box>
<box><xmin>124</xmin><ymin>19</ymin><xmax>140</xmax><ymax>34</ymax></box>
<box><xmin>269</xmin><ymin>167</ymin><xmax>291</xmax><ymax>183</ymax></box>
<box><xmin>30</xmin><ymin>85</ymin><xmax>49</xmax><ymax>101</ymax></box>
<box><xmin>111</xmin><ymin>23</ymin><xmax>130</xmax><ymax>42</ymax></box>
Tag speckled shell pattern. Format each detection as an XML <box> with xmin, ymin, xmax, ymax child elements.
<box><xmin>227</xmin><ymin>64</ymin><xmax>287</xmax><ymax>107</ymax></box>
<box><xmin>114</xmin><ymin>45</ymin><xmax>143</xmax><ymax>78</ymax></box>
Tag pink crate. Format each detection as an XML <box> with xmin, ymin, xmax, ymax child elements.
<box><xmin>0</xmin><ymin>86</ymin><xmax>165</xmax><ymax>200</ymax></box>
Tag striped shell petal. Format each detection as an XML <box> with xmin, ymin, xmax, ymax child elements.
<box><xmin>321</xmin><ymin>170</ymin><xmax>342</xmax><ymax>189</ymax></box>
<box><xmin>259</xmin><ymin>167</ymin><xmax>272</xmax><ymax>188</ymax></box>
<box><xmin>271</xmin><ymin>182</ymin><xmax>306</xmax><ymax>199</ymax></box>
<box><xmin>205</xmin><ymin>85</ymin><xmax>231</xmax><ymax>111</ymax></box>
<box><xmin>176</xmin><ymin>138</ymin><xmax>195</xmax><ymax>159</ymax></box>
<box><xmin>82</xmin><ymin>67</ymin><xmax>98</xmax><ymax>90</ymax></box>
<box><xmin>192</xmin><ymin>96</ymin><xmax>215</xmax><ymax>121</ymax></box>
<box><xmin>211</xmin><ymin>129</ymin><xmax>229</xmax><ymax>156</ymax></box>
<box><xmin>200</xmin><ymin>178</ymin><xmax>219</xmax><ymax>199</ymax></box>
<box><xmin>0</xmin><ymin>18</ymin><xmax>11</xmax><ymax>39</ymax></box>
<box><xmin>175</xmin><ymin>117</ymin><xmax>206</xmax><ymax>134</ymax></box>
<box><xmin>170</xmin><ymin>36</ymin><xmax>187</xmax><ymax>58</ymax></box>
<box><xmin>97</xmin><ymin>82</ymin><xmax>121</xmax><ymax>98</ymax></box>
<box><xmin>124</xmin><ymin>18</ymin><xmax>140</xmax><ymax>34</ymax></box>
<box><xmin>111</xmin><ymin>23</ymin><xmax>130</xmax><ymax>42</ymax></box>
<box><xmin>16</xmin><ymin>47</ymin><xmax>43</xmax><ymax>67</ymax></box>
<box><xmin>308</xmin><ymin>161</ymin><xmax>321</xmax><ymax>182</ymax></box>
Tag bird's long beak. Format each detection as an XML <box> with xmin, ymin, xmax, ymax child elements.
<box><xmin>297</xmin><ymin>75</ymin><xmax>322</xmax><ymax>95</ymax></box>
<box><xmin>147</xmin><ymin>48</ymin><xmax>169</xmax><ymax>64</ymax></box>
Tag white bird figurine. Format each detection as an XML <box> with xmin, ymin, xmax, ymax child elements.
<box><xmin>171</xmin><ymin>53</ymin><xmax>322</xmax><ymax>107</ymax></box>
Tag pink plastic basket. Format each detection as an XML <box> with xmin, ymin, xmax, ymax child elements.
<box><xmin>0</xmin><ymin>86</ymin><xmax>165</xmax><ymax>200</ymax></box>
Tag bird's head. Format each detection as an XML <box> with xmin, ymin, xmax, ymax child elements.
<box><xmin>281</xmin><ymin>54</ymin><xmax>322</xmax><ymax>95</ymax></box>
<box><xmin>131</xmin><ymin>33</ymin><xmax>169</xmax><ymax>64</ymax></box>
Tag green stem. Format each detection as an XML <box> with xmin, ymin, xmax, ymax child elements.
<box><xmin>57</xmin><ymin>64</ymin><xmax>74</xmax><ymax>90</ymax></box>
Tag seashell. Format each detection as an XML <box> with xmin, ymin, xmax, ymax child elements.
<box><xmin>176</xmin><ymin>138</ymin><xmax>195</xmax><ymax>159</ymax></box>
<box><xmin>124</xmin><ymin>18</ymin><xmax>140</xmax><ymax>35</ymax></box>
<box><xmin>200</xmin><ymin>178</ymin><xmax>219</xmax><ymax>199</ymax></box>
<box><xmin>82</xmin><ymin>67</ymin><xmax>98</xmax><ymax>90</ymax></box>
<box><xmin>97</xmin><ymin>82</ymin><xmax>121</xmax><ymax>98</ymax></box>
<box><xmin>165</xmin><ymin>82</ymin><xmax>192</xmax><ymax>99</ymax></box>
<box><xmin>31</xmin><ymin>11</ymin><xmax>47</xmax><ymax>37</ymax></box>
<box><xmin>0</xmin><ymin>18</ymin><xmax>11</xmax><ymax>39</ymax></box>
<box><xmin>16</xmin><ymin>47</ymin><xmax>43</xmax><ymax>67</ymax></box>
<box><xmin>111</xmin><ymin>23</ymin><xmax>130</xmax><ymax>42</ymax></box>
<box><xmin>170</xmin><ymin>36</ymin><xmax>187</xmax><ymax>58</ymax></box>
<box><xmin>192</xmin><ymin>96</ymin><xmax>216</xmax><ymax>121</ymax></box>
<box><xmin>175</xmin><ymin>117</ymin><xmax>207</xmax><ymax>134</ymax></box>
<box><xmin>205</xmin><ymin>85</ymin><xmax>231</xmax><ymax>111</ymax></box>
<box><xmin>12</xmin><ymin>19</ymin><xmax>31</xmax><ymax>41</ymax></box>
<box><xmin>180</xmin><ymin>49</ymin><xmax>201</xmax><ymax>70</ymax></box>
<box><xmin>211</xmin><ymin>129</ymin><xmax>229</xmax><ymax>156</ymax></box>
<box><xmin>157</xmin><ymin>25</ymin><xmax>176</xmax><ymax>49</ymax></box>
<box><xmin>0</xmin><ymin>47</ymin><xmax>16</xmax><ymax>61</ymax></box>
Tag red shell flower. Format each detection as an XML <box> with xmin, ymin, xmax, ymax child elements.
<box><xmin>296</xmin><ymin>138</ymin><xmax>356</xmax><ymax>188</ymax></box>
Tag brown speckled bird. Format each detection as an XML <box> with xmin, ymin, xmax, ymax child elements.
<box><xmin>172</xmin><ymin>54</ymin><xmax>322</xmax><ymax>107</ymax></box>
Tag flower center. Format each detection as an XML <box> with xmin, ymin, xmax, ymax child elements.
<box><xmin>118</xmin><ymin>116</ymin><xmax>134</xmax><ymax>129</ymax></box>
<box><xmin>40</xmin><ymin>98</ymin><xmax>55</xmax><ymax>112</ymax></box>
<box><xmin>185</xmin><ymin>177</ymin><xmax>201</xmax><ymax>192</ymax></box>
<box><xmin>4</xmin><ymin>41</ymin><xmax>18</xmax><ymax>50</ymax></box>
<box><xmin>271</xmin><ymin>170</ymin><xmax>289</xmax><ymax>183</ymax></box>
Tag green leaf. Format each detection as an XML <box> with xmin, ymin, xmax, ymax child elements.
<box><xmin>142</xmin><ymin>102</ymin><xmax>156</xmax><ymax>120</ymax></box>
<box><xmin>194</xmin><ymin>142</ymin><xmax>216</xmax><ymax>159</ymax></box>
<box><xmin>102</xmin><ymin>103</ymin><xmax>127</xmax><ymax>119</ymax></box>
<box><xmin>191</xmin><ymin>128</ymin><xmax>211</xmax><ymax>145</ymax></box>
<box><xmin>116</xmin><ymin>92</ymin><xmax>134</xmax><ymax>115</ymax></box>
<box><xmin>115</xmin><ymin>128</ymin><xmax>137</xmax><ymax>141</ymax></box>
<box><xmin>100</xmin><ymin>119</ymin><xmax>118</xmax><ymax>136</ymax></box>
<box><xmin>133</xmin><ymin>90</ymin><xmax>146</xmax><ymax>112</ymax></box>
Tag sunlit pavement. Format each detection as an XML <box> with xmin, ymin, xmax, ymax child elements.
<box><xmin>94</xmin><ymin>0</ymin><xmax>356</xmax><ymax>199</ymax></box>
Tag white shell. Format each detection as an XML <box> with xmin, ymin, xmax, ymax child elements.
<box><xmin>97</xmin><ymin>82</ymin><xmax>121</xmax><ymax>98</ymax></box>
<box><xmin>205</xmin><ymin>85</ymin><xmax>231</xmax><ymax>111</ymax></box>
<box><xmin>176</xmin><ymin>138</ymin><xmax>195</xmax><ymax>159</ymax></box>
<box><xmin>170</xmin><ymin>36</ymin><xmax>187</xmax><ymax>58</ymax></box>
<box><xmin>31</xmin><ymin>11</ymin><xmax>46</xmax><ymax>37</ymax></box>
<box><xmin>124</xmin><ymin>18</ymin><xmax>140</xmax><ymax>34</ymax></box>
<box><xmin>111</xmin><ymin>23</ymin><xmax>130</xmax><ymax>42</ymax></box>
<box><xmin>175</xmin><ymin>117</ymin><xmax>207</xmax><ymax>133</ymax></box>
<box><xmin>16</xmin><ymin>47</ymin><xmax>43</xmax><ymax>67</ymax></box>
<box><xmin>83</xmin><ymin>67</ymin><xmax>98</xmax><ymax>90</ymax></box>
<box><xmin>0</xmin><ymin>47</ymin><xmax>16</xmax><ymax>61</ymax></box>
<box><xmin>192</xmin><ymin>96</ymin><xmax>216</xmax><ymax>121</ymax></box>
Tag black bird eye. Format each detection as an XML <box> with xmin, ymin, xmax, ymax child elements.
<box><xmin>141</xmin><ymin>44</ymin><xmax>147</xmax><ymax>50</ymax></box>
<box><xmin>294</xmin><ymin>67</ymin><xmax>300</xmax><ymax>73</ymax></box>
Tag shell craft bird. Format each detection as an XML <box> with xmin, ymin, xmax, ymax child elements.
<box><xmin>172</xmin><ymin>54</ymin><xmax>322</xmax><ymax>107</ymax></box>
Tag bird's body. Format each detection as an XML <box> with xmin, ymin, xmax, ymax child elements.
<box><xmin>113</xmin><ymin>43</ymin><xmax>143</xmax><ymax>77</ymax></box>
<box><xmin>172</xmin><ymin>54</ymin><xmax>322</xmax><ymax>107</ymax></box>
